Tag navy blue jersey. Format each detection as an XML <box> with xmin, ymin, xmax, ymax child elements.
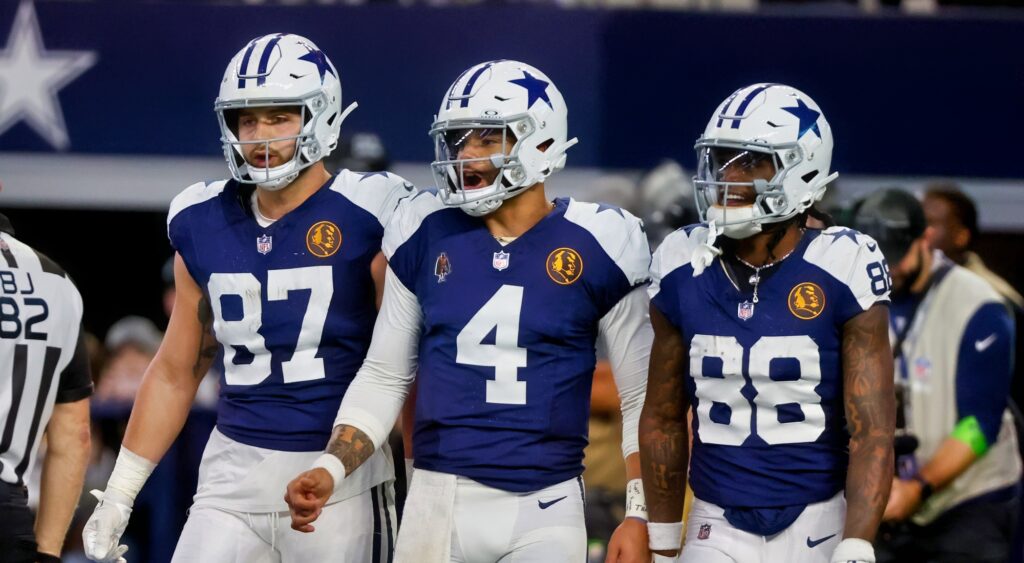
<box><xmin>650</xmin><ymin>226</ymin><xmax>889</xmax><ymax>508</ymax></box>
<box><xmin>385</xmin><ymin>194</ymin><xmax>650</xmax><ymax>492</ymax></box>
<box><xmin>167</xmin><ymin>171</ymin><xmax>414</xmax><ymax>451</ymax></box>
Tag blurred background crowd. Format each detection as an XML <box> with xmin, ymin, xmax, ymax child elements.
<box><xmin>1</xmin><ymin>0</ymin><xmax>1022</xmax><ymax>561</ymax></box>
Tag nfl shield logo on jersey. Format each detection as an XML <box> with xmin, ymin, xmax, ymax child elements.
<box><xmin>492</xmin><ymin>250</ymin><xmax>510</xmax><ymax>271</ymax></box>
<box><xmin>738</xmin><ymin>300</ymin><xmax>754</xmax><ymax>321</ymax></box>
<box><xmin>698</xmin><ymin>523</ymin><xmax>712</xmax><ymax>540</ymax></box>
<box><xmin>256</xmin><ymin>234</ymin><xmax>272</xmax><ymax>255</ymax></box>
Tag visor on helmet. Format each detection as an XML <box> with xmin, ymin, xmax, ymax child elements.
<box><xmin>430</xmin><ymin>117</ymin><xmax>534</xmax><ymax>211</ymax></box>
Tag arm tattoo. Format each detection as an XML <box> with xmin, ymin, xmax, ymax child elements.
<box><xmin>639</xmin><ymin>305</ymin><xmax>691</xmax><ymax>523</ymax></box>
<box><xmin>193</xmin><ymin>292</ymin><xmax>218</xmax><ymax>379</ymax></box>
<box><xmin>842</xmin><ymin>304</ymin><xmax>896</xmax><ymax>541</ymax></box>
<box><xmin>325</xmin><ymin>425</ymin><xmax>377</xmax><ymax>476</ymax></box>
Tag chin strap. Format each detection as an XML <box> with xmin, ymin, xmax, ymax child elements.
<box><xmin>544</xmin><ymin>137</ymin><xmax>579</xmax><ymax>174</ymax></box>
<box><xmin>691</xmin><ymin>221</ymin><xmax>723</xmax><ymax>277</ymax></box>
<box><xmin>337</xmin><ymin>101</ymin><xmax>358</xmax><ymax>128</ymax></box>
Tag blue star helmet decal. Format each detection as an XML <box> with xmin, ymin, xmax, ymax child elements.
<box><xmin>827</xmin><ymin>228</ymin><xmax>860</xmax><ymax>245</ymax></box>
<box><xmin>298</xmin><ymin>47</ymin><xmax>336</xmax><ymax>85</ymax></box>
<box><xmin>508</xmin><ymin>71</ymin><xmax>553</xmax><ymax>110</ymax></box>
<box><xmin>782</xmin><ymin>99</ymin><xmax>822</xmax><ymax>139</ymax></box>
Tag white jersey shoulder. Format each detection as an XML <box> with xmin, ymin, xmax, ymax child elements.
<box><xmin>649</xmin><ymin>226</ymin><xmax>714</xmax><ymax>300</ymax></box>
<box><xmin>804</xmin><ymin>226</ymin><xmax>888</xmax><ymax>311</ymax></box>
<box><xmin>382</xmin><ymin>190</ymin><xmax>446</xmax><ymax>260</ymax></box>
<box><xmin>1</xmin><ymin>233</ymin><xmax>43</xmax><ymax>273</ymax></box>
<box><xmin>167</xmin><ymin>180</ymin><xmax>230</xmax><ymax>227</ymax></box>
<box><xmin>330</xmin><ymin>170</ymin><xmax>416</xmax><ymax>229</ymax></box>
<box><xmin>563</xmin><ymin>199</ymin><xmax>651</xmax><ymax>286</ymax></box>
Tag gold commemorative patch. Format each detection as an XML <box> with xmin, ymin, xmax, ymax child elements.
<box><xmin>306</xmin><ymin>221</ymin><xmax>342</xmax><ymax>258</ymax></box>
<box><xmin>546</xmin><ymin>247</ymin><xmax>583</xmax><ymax>285</ymax></box>
<box><xmin>788</xmin><ymin>282</ymin><xmax>826</xmax><ymax>320</ymax></box>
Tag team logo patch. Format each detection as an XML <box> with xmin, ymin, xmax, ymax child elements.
<box><xmin>435</xmin><ymin>252</ymin><xmax>451</xmax><ymax>283</ymax></box>
<box><xmin>546</xmin><ymin>247</ymin><xmax>583</xmax><ymax>285</ymax></box>
<box><xmin>256</xmin><ymin>234</ymin><xmax>272</xmax><ymax>255</ymax></box>
<box><xmin>698</xmin><ymin>523</ymin><xmax>712</xmax><ymax>540</ymax></box>
<box><xmin>493</xmin><ymin>250</ymin><xmax>510</xmax><ymax>271</ymax></box>
<box><xmin>306</xmin><ymin>221</ymin><xmax>342</xmax><ymax>258</ymax></box>
<box><xmin>788</xmin><ymin>282</ymin><xmax>826</xmax><ymax>320</ymax></box>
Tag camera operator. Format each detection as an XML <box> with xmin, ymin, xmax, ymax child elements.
<box><xmin>853</xmin><ymin>189</ymin><xmax>1020</xmax><ymax>563</ymax></box>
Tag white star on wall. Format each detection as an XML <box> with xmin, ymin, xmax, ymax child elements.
<box><xmin>0</xmin><ymin>1</ymin><xmax>97</xmax><ymax>150</ymax></box>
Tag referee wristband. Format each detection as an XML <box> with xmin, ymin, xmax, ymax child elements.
<box><xmin>312</xmin><ymin>454</ymin><xmax>347</xmax><ymax>494</ymax></box>
<box><xmin>648</xmin><ymin>521</ymin><xmax>684</xmax><ymax>551</ymax></box>
<box><xmin>625</xmin><ymin>478</ymin><xmax>647</xmax><ymax>521</ymax></box>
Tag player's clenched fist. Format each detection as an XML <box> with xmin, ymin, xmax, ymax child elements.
<box><xmin>285</xmin><ymin>468</ymin><xmax>334</xmax><ymax>532</ymax></box>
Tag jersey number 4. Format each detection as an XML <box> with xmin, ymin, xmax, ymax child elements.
<box><xmin>207</xmin><ymin>267</ymin><xmax>332</xmax><ymax>386</ymax></box>
<box><xmin>691</xmin><ymin>334</ymin><xmax>826</xmax><ymax>446</ymax></box>
<box><xmin>456</xmin><ymin>285</ymin><xmax>528</xmax><ymax>405</ymax></box>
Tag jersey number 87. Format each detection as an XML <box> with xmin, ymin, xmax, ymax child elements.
<box><xmin>207</xmin><ymin>266</ymin><xmax>332</xmax><ymax>386</ymax></box>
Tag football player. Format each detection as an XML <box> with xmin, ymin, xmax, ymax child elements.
<box><xmin>83</xmin><ymin>34</ymin><xmax>413</xmax><ymax>562</ymax></box>
<box><xmin>284</xmin><ymin>60</ymin><xmax>653</xmax><ymax>562</ymax></box>
<box><xmin>639</xmin><ymin>84</ymin><xmax>895</xmax><ymax>563</ymax></box>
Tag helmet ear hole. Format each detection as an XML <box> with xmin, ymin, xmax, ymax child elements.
<box><xmin>801</xmin><ymin>170</ymin><xmax>819</xmax><ymax>184</ymax></box>
<box><xmin>326</xmin><ymin>112</ymin><xmax>338</xmax><ymax>127</ymax></box>
<box><xmin>223</xmin><ymin>109</ymin><xmax>241</xmax><ymax>137</ymax></box>
<box><xmin>538</xmin><ymin>138</ymin><xmax>556</xmax><ymax>175</ymax></box>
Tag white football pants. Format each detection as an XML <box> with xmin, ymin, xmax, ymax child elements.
<box><xmin>396</xmin><ymin>469</ymin><xmax>587</xmax><ymax>563</ymax></box>
<box><xmin>680</xmin><ymin>491</ymin><xmax>846</xmax><ymax>563</ymax></box>
<box><xmin>171</xmin><ymin>483</ymin><xmax>396</xmax><ymax>563</ymax></box>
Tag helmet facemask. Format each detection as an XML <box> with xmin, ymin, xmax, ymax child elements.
<box><xmin>694</xmin><ymin>139</ymin><xmax>816</xmax><ymax>239</ymax></box>
<box><xmin>430</xmin><ymin>116</ymin><xmax>537</xmax><ymax>217</ymax></box>
<box><xmin>216</xmin><ymin>92</ymin><xmax>355</xmax><ymax>191</ymax></box>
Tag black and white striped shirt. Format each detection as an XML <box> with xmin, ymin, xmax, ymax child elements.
<box><xmin>0</xmin><ymin>215</ymin><xmax>92</xmax><ymax>486</ymax></box>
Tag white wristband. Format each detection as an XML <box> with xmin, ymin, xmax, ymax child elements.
<box><xmin>647</xmin><ymin>521</ymin><xmax>684</xmax><ymax>551</ymax></box>
<box><xmin>106</xmin><ymin>447</ymin><xmax>156</xmax><ymax>506</ymax></box>
<box><xmin>625</xmin><ymin>478</ymin><xmax>647</xmax><ymax>520</ymax></box>
<box><xmin>312</xmin><ymin>453</ymin><xmax>347</xmax><ymax>493</ymax></box>
<box><xmin>830</xmin><ymin>538</ymin><xmax>875</xmax><ymax>563</ymax></box>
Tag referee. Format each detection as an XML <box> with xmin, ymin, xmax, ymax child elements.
<box><xmin>0</xmin><ymin>213</ymin><xmax>93</xmax><ymax>562</ymax></box>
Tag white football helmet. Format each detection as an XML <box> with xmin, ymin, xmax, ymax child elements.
<box><xmin>694</xmin><ymin>83</ymin><xmax>838</xmax><ymax>238</ymax></box>
<box><xmin>215</xmin><ymin>33</ymin><xmax>356</xmax><ymax>191</ymax></box>
<box><xmin>430</xmin><ymin>60</ymin><xmax>578</xmax><ymax>216</ymax></box>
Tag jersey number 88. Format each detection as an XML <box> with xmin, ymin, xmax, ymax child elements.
<box><xmin>690</xmin><ymin>334</ymin><xmax>826</xmax><ymax>446</ymax></box>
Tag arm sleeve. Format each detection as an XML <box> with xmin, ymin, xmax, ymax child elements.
<box><xmin>954</xmin><ymin>301</ymin><xmax>1015</xmax><ymax>447</ymax></box>
<box><xmin>56</xmin><ymin>328</ymin><xmax>92</xmax><ymax>403</ymax></box>
<box><xmin>599</xmin><ymin>286</ymin><xmax>653</xmax><ymax>458</ymax></box>
<box><xmin>334</xmin><ymin>266</ymin><xmax>422</xmax><ymax>449</ymax></box>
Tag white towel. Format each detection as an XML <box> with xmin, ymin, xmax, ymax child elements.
<box><xmin>394</xmin><ymin>468</ymin><xmax>457</xmax><ymax>563</ymax></box>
